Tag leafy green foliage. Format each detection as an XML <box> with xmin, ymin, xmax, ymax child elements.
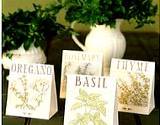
<box><xmin>2</xmin><ymin>3</ymin><xmax>66</xmax><ymax>52</ymax></box>
<box><xmin>69</xmin><ymin>89</ymin><xmax>107</xmax><ymax>125</ymax></box>
<box><xmin>122</xmin><ymin>0</ymin><xmax>158</xmax><ymax>28</ymax></box>
<box><xmin>59</xmin><ymin>0</ymin><xmax>157</xmax><ymax>28</ymax></box>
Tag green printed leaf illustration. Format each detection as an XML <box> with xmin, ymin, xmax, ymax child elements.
<box><xmin>71</xmin><ymin>102</ymin><xmax>82</xmax><ymax>110</ymax></box>
<box><xmin>69</xmin><ymin>88</ymin><xmax>107</xmax><ymax>125</ymax></box>
<box><xmin>79</xmin><ymin>89</ymin><xmax>88</xmax><ymax>97</ymax></box>
<box><xmin>89</xmin><ymin>93</ymin><xmax>101</xmax><ymax>100</ymax></box>
<box><xmin>69</xmin><ymin>113</ymin><xmax>90</xmax><ymax>125</ymax></box>
<box><xmin>98</xmin><ymin>105</ymin><xmax>106</xmax><ymax>116</ymax></box>
<box><xmin>92</xmin><ymin>112</ymin><xmax>107</xmax><ymax>125</ymax></box>
<box><xmin>94</xmin><ymin>119</ymin><xmax>107</xmax><ymax>125</ymax></box>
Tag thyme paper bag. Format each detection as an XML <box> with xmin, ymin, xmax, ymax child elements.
<box><xmin>60</xmin><ymin>50</ymin><xmax>103</xmax><ymax>98</ymax></box>
<box><xmin>64</xmin><ymin>75</ymin><xmax>118</xmax><ymax>125</ymax></box>
<box><xmin>110</xmin><ymin>58</ymin><xmax>155</xmax><ymax>115</ymax></box>
<box><xmin>6</xmin><ymin>63</ymin><xmax>58</xmax><ymax>119</ymax></box>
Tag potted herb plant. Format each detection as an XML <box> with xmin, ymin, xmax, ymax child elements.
<box><xmin>57</xmin><ymin>0</ymin><xmax>157</xmax><ymax>75</ymax></box>
<box><xmin>2</xmin><ymin>4</ymin><xmax>65</xmax><ymax>69</ymax></box>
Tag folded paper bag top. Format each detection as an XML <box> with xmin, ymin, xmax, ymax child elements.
<box><xmin>64</xmin><ymin>74</ymin><xmax>118</xmax><ymax>125</ymax></box>
<box><xmin>60</xmin><ymin>50</ymin><xmax>103</xmax><ymax>98</ymax></box>
<box><xmin>110</xmin><ymin>58</ymin><xmax>155</xmax><ymax>115</ymax></box>
<box><xmin>6</xmin><ymin>63</ymin><xmax>58</xmax><ymax>120</ymax></box>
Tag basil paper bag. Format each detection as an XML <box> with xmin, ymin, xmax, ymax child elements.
<box><xmin>110</xmin><ymin>58</ymin><xmax>155</xmax><ymax>115</ymax></box>
<box><xmin>64</xmin><ymin>75</ymin><xmax>118</xmax><ymax>125</ymax></box>
<box><xmin>60</xmin><ymin>50</ymin><xmax>103</xmax><ymax>98</ymax></box>
<box><xmin>6</xmin><ymin>63</ymin><xmax>58</xmax><ymax>119</ymax></box>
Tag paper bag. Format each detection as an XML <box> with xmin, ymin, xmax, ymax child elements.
<box><xmin>6</xmin><ymin>63</ymin><xmax>58</xmax><ymax>119</ymax></box>
<box><xmin>110</xmin><ymin>58</ymin><xmax>155</xmax><ymax>115</ymax></box>
<box><xmin>60</xmin><ymin>50</ymin><xmax>103</xmax><ymax>98</ymax></box>
<box><xmin>64</xmin><ymin>74</ymin><xmax>118</xmax><ymax>125</ymax></box>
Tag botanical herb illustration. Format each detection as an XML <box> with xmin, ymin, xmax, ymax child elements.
<box><xmin>62</xmin><ymin>62</ymin><xmax>97</xmax><ymax>92</ymax></box>
<box><xmin>61</xmin><ymin>62</ymin><xmax>72</xmax><ymax>93</ymax></box>
<box><xmin>10</xmin><ymin>75</ymin><xmax>35</xmax><ymax>110</ymax></box>
<box><xmin>75</xmin><ymin>63</ymin><xmax>95</xmax><ymax>75</ymax></box>
<box><xmin>63</xmin><ymin>62</ymin><xmax>96</xmax><ymax>81</ymax></box>
<box><xmin>118</xmin><ymin>72</ymin><xmax>150</xmax><ymax>107</ymax></box>
<box><xmin>9</xmin><ymin>75</ymin><xmax>49</xmax><ymax>114</ymax></box>
<box><xmin>33</xmin><ymin>78</ymin><xmax>49</xmax><ymax>107</ymax></box>
<box><xmin>69</xmin><ymin>89</ymin><xmax>107</xmax><ymax>125</ymax></box>
<box><xmin>62</xmin><ymin>62</ymin><xmax>72</xmax><ymax>83</ymax></box>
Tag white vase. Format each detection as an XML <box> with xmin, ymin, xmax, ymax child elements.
<box><xmin>2</xmin><ymin>44</ymin><xmax>46</xmax><ymax>69</ymax></box>
<box><xmin>71</xmin><ymin>20</ymin><xmax>126</xmax><ymax>75</ymax></box>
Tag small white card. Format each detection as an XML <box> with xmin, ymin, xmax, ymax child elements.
<box><xmin>6</xmin><ymin>63</ymin><xmax>58</xmax><ymax>119</ymax></box>
<box><xmin>110</xmin><ymin>58</ymin><xmax>155</xmax><ymax>115</ymax></box>
<box><xmin>64</xmin><ymin>74</ymin><xmax>118</xmax><ymax>125</ymax></box>
<box><xmin>60</xmin><ymin>50</ymin><xmax>103</xmax><ymax>98</ymax></box>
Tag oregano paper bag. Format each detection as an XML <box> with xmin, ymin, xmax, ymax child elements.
<box><xmin>6</xmin><ymin>63</ymin><xmax>58</xmax><ymax>119</ymax></box>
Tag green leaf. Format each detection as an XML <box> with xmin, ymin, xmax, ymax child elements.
<box><xmin>6</xmin><ymin>52</ymin><xmax>13</xmax><ymax>59</ymax></box>
<box><xmin>23</xmin><ymin>40</ymin><xmax>32</xmax><ymax>50</ymax></box>
<box><xmin>63</xmin><ymin>0</ymin><xmax>157</xmax><ymax>28</ymax></box>
<box><xmin>2</xmin><ymin>3</ymin><xmax>67</xmax><ymax>52</ymax></box>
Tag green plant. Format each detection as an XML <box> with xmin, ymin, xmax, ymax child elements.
<box><xmin>2</xmin><ymin>3</ymin><xmax>65</xmax><ymax>53</ymax></box>
<box><xmin>58</xmin><ymin>0</ymin><xmax>157</xmax><ymax>28</ymax></box>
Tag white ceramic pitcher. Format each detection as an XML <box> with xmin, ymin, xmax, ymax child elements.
<box><xmin>71</xmin><ymin>20</ymin><xmax>126</xmax><ymax>75</ymax></box>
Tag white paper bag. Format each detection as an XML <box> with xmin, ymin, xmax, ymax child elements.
<box><xmin>110</xmin><ymin>58</ymin><xmax>155</xmax><ymax>115</ymax></box>
<box><xmin>60</xmin><ymin>50</ymin><xmax>103</xmax><ymax>98</ymax></box>
<box><xmin>64</xmin><ymin>74</ymin><xmax>118</xmax><ymax>125</ymax></box>
<box><xmin>6</xmin><ymin>63</ymin><xmax>58</xmax><ymax>119</ymax></box>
